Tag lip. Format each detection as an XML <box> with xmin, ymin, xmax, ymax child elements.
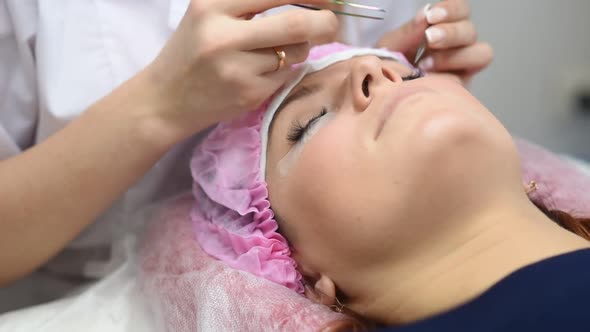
<box><xmin>374</xmin><ymin>85</ymin><xmax>432</xmax><ymax>139</ymax></box>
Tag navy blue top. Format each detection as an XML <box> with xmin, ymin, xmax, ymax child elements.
<box><xmin>378</xmin><ymin>249</ymin><xmax>590</xmax><ymax>332</ymax></box>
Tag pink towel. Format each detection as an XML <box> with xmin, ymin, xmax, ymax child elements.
<box><xmin>517</xmin><ymin>138</ymin><xmax>590</xmax><ymax>217</ymax></box>
<box><xmin>138</xmin><ymin>194</ymin><xmax>348</xmax><ymax>332</ymax></box>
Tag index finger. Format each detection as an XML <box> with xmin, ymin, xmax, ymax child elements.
<box><xmin>219</xmin><ymin>0</ymin><xmax>328</xmax><ymax>17</ymax></box>
<box><xmin>236</xmin><ymin>9</ymin><xmax>338</xmax><ymax>50</ymax></box>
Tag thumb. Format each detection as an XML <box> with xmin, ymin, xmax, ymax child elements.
<box><xmin>376</xmin><ymin>4</ymin><xmax>430</xmax><ymax>58</ymax></box>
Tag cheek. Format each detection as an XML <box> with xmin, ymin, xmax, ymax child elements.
<box><xmin>286</xmin><ymin>123</ymin><xmax>363</xmax><ymax>225</ymax></box>
<box><xmin>278</xmin><ymin>122</ymin><xmax>408</xmax><ymax>267</ymax></box>
<box><xmin>382</xmin><ymin>85</ymin><xmax>503</xmax><ymax>168</ymax></box>
<box><xmin>380</xmin><ymin>90</ymin><xmax>519</xmax><ymax>216</ymax></box>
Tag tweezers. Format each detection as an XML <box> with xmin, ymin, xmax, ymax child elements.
<box><xmin>413</xmin><ymin>4</ymin><xmax>432</xmax><ymax>65</ymax></box>
<box><xmin>291</xmin><ymin>1</ymin><xmax>385</xmax><ymax>20</ymax></box>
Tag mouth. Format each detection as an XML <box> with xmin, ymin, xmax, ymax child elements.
<box><xmin>374</xmin><ymin>85</ymin><xmax>433</xmax><ymax>139</ymax></box>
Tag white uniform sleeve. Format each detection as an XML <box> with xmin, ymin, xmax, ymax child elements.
<box><xmin>34</xmin><ymin>0</ymin><xmax>197</xmax><ymax>278</ymax></box>
<box><xmin>0</xmin><ymin>0</ymin><xmax>39</xmax><ymax>160</ymax></box>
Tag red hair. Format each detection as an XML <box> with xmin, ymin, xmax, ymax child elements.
<box><xmin>535</xmin><ymin>203</ymin><xmax>590</xmax><ymax>241</ymax></box>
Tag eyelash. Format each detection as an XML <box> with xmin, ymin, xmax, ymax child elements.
<box><xmin>286</xmin><ymin>70</ymin><xmax>423</xmax><ymax>143</ymax></box>
<box><xmin>402</xmin><ymin>69</ymin><xmax>424</xmax><ymax>81</ymax></box>
<box><xmin>287</xmin><ymin>107</ymin><xmax>328</xmax><ymax>143</ymax></box>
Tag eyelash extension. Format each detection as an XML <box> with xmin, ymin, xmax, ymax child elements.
<box><xmin>287</xmin><ymin>107</ymin><xmax>328</xmax><ymax>143</ymax></box>
<box><xmin>401</xmin><ymin>69</ymin><xmax>424</xmax><ymax>81</ymax></box>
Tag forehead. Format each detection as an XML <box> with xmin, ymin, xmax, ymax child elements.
<box><xmin>297</xmin><ymin>59</ymin><xmax>350</xmax><ymax>84</ymax></box>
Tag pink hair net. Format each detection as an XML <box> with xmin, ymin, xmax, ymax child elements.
<box><xmin>189</xmin><ymin>43</ymin><xmax>413</xmax><ymax>293</ymax></box>
<box><xmin>191</xmin><ymin>108</ymin><xmax>304</xmax><ymax>292</ymax></box>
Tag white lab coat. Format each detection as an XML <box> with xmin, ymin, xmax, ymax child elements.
<box><xmin>0</xmin><ymin>0</ymin><xmax>419</xmax><ymax>313</ymax></box>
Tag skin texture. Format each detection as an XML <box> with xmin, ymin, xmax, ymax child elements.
<box><xmin>265</xmin><ymin>56</ymin><xmax>590</xmax><ymax>325</ymax></box>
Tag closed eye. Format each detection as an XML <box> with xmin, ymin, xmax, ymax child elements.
<box><xmin>285</xmin><ymin>69</ymin><xmax>422</xmax><ymax>144</ymax></box>
<box><xmin>287</xmin><ymin>107</ymin><xmax>328</xmax><ymax>143</ymax></box>
<box><xmin>401</xmin><ymin>69</ymin><xmax>424</xmax><ymax>81</ymax></box>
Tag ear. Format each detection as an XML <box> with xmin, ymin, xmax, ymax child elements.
<box><xmin>303</xmin><ymin>274</ymin><xmax>337</xmax><ymax>306</ymax></box>
<box><xmin>291</xmin><ymin>250</ymin><xmax>338</xmax><ymax>306</ymax></box>
<box><xmin>314</xmin><ymin>274</ymin><xmax>337</xmax><ymax>305</ymax></box>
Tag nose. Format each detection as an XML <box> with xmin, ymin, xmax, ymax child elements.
<box><xmin>350</xmin><ymin>56</ymin><xmax>403</xmax><ymax>112</ymax></box>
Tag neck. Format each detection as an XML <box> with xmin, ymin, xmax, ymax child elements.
<box><xmin>354</xmin><ymin>195</ymin><xmax>590</xmax><ymax>325</ymax></box>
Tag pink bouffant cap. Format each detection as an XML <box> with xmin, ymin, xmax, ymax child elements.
<box><xmin>190</xmin><ymin>43</ymin><xmax>414</xmax><ymax>293</ymax></box>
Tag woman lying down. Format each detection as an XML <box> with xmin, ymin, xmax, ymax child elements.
<box><xmin>190</xmin><ymin>43</ymin><xmax>590</xmax><ymax>331</ymax></box>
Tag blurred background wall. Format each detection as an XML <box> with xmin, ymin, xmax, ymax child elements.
<box><xmin>416</xmin><ymin>0</ymin><xmax>590</xmax><ymax>159</ymax></box>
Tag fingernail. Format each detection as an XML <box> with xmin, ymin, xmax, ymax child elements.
<box><xmin>415</xmin><ymin>3</ymin><xmax>431</xmax><ymax>24</ymax></box>
<box><xmin>425</xmin><ymin>27</ymin><xmax>445</xmax><ymax>44</ymax></box>
<box><xmin>418</xmin><ymin>56</ymin><xmax>434</xmax><ymax>71</ymax></box>
<box><xmin>426</xmin><ymin>7</ymin><xmax>447</xmax><ymax>24</ymax></box>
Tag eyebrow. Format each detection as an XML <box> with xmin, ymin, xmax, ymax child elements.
<box><xmin>269</xmin><ymin>83</ymin><xmax>323</xmax><ymax>134</ymax></box>
<box><xmin>280</xmin><ymin>84</ymin><xmax>323</xmax><ymax>114</ymax></box>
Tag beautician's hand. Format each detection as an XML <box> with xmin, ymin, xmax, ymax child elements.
<box><xmin>0</xmin><ymin>0</ymin><xmax>337</xmax><ymax>287</ymax></box>
<box><xmin>375</xmin><ymin>0</ymin><xmax>493</xmax><ymax>85</ymax></box>
<box><xmin>147</xmin><ymin>0</ymin><xmax>338</xmax><ymax>141</ymax></box>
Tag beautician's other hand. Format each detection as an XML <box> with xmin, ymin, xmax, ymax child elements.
<box><xmin>147</xmin><ymin>0</ymin><xmax>338</xmax><ymax>141</ymax></box>
<box><xmin>375</xmin><ymin>0</ymin><xmax>493</xmax><ymax>85</ymax></box>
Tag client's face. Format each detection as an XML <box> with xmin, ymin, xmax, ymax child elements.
<box><xmin>265</xmin><ymin>55</ymin><xmax>519</xmax><ymax>303</ymax></box>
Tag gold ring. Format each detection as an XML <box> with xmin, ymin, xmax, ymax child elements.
<box><xmin>273</xmin><ymin>47</ymin><xmax>286</xmax><ymax>72</ymax></box>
